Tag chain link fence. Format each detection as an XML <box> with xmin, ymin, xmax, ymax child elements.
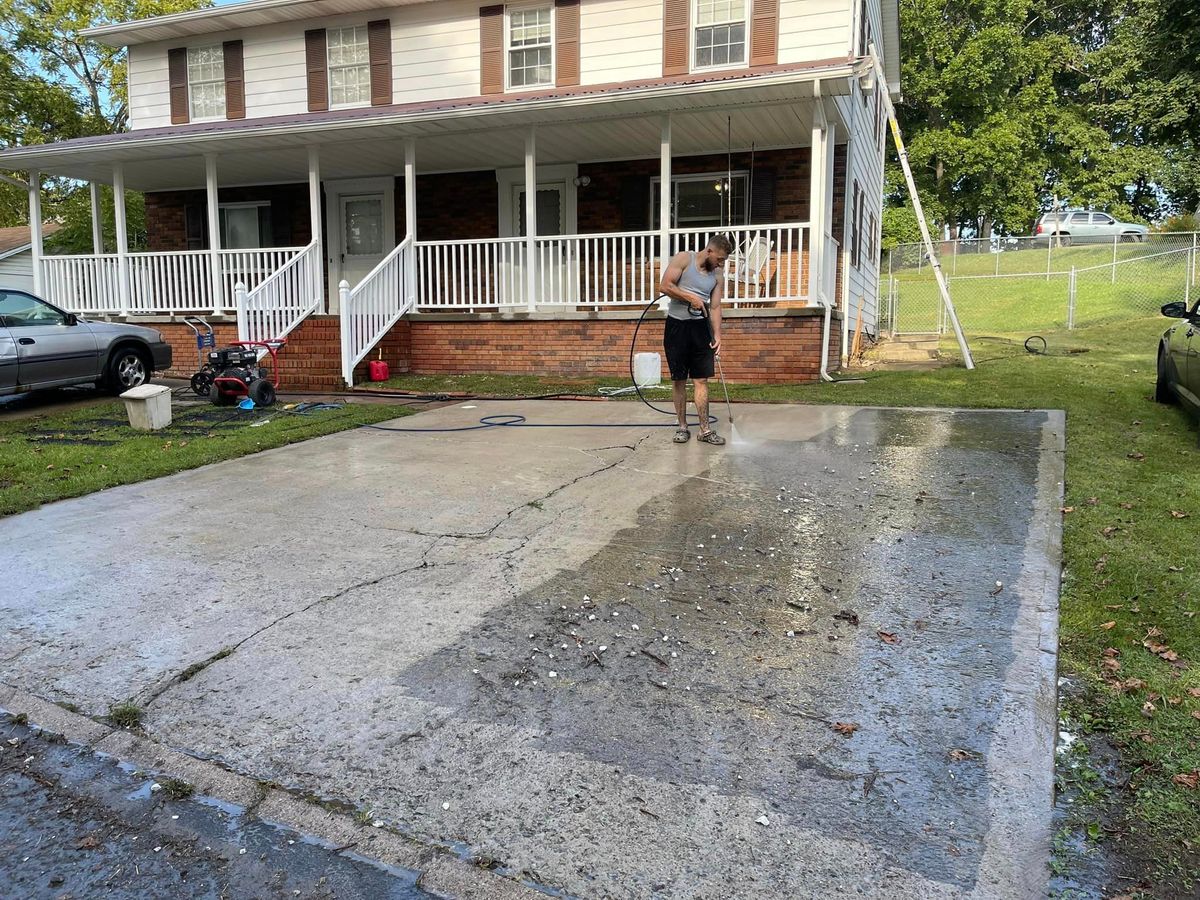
<box><xmin>881</xmin><ymin>232</ymin><xmax>1200</xmax><ymax>336</ymax></box>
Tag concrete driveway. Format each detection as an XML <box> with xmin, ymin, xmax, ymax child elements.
<box><xmin>0</xmin><ymin>400</ymin><xmax>1064</xmax><ymax>899</ymax></box>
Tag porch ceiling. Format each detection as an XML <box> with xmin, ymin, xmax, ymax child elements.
<box><xmin>3</xmin><ymin>66</ymin><xmax>854</xmax><ymax>192</ymax></box>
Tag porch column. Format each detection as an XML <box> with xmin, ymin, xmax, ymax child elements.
<box><xmin>823</xmin><ymin>121</ymin><xmax>838</xmax><ymax>305</ymax></box>
<box><xmin>659</xmin><ymin>115</ymin><xmax>672</xmax><ymax>279</ymax></box>
<box><xmin>112</xmin><ymin>164</ymin><xmax>131</xmax><ymax>316</ymax></box>
<box><xmin>403</xmin><ymin>139</ymin><xmax>417</xmax><ymax>309</ymax></box>
<box><xmin>205</xmin><ymin>154</ymin><xmax>223</xmax><ymax>315</ymax></box>
<box><xmin>808</xmin><ymin>95</ymin><xmax>828</xmax><ymax>304</ymax></box>
<box><xmin>89</xmin><ymin>181</ymin><xmax>104</xmax><ymax>254</ymax></box>
<box><xmin>27</xmin><ymin>172</ymin><xmax>44</xmax><ymax>296</ymax></box>
<box><xmin>524</xmin><ymin>126</ymin><xmax>537</xmax><ymax>312</ymax></box>
<box><xmin>307</xmin><ymin>146</ymin><xmax>323</xmax><ymax>312</ymax></box>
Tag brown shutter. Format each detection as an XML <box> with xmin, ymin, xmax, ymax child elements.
<box><xmin>750</xmin><ymin>169</ymin><xmax>776</xmax><ymax>223</ymax></box>
<box><xmin>555</xmin><ymin>0</ymin><xmax>580</xmax><ymax>87</ymax></box>
<box><xmin>663</xmin><ymin>0</ymin><xmax>689</xmax><ymax>76</ymax></box>
<box><xmin>368</xmin><ymin>19</ymin><xmax>392</xmax><ymax>106</ymax></box>
<box><xmin>750</xmin><ymin>0</ymin><xmax>779</xmax><ymax>67</ymax></box>
<box><xmin>168</xmin><ymin>48</ymin><xmax>189</xmax><ymax>124</ymax></box>
<box><xmin>480</xmin><ymin>5</ymin><xmax>504</xmax><ymax>94</ymax></box>
<box><xmin>223</xmin><ymin>40</ymin><xmax>245</xmax><ymax>119</ymax></box>
<box><xmin>305</xmin><ymin>29</ymin><xmax>328</xmax><ymax>112</ymax></box>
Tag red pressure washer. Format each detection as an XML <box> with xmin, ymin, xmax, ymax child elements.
<box><xmin>206</xmin><ymin>339</ymin><xmax>286</xmax><ymax>408</ymax></box>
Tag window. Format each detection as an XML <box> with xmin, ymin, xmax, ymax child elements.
<box><xmin>187</xmin><ymin>46</ymin><xmax>225</xmax><ymax>120</ymax></box>
<box><xmin>1093</xmin><ymin>213</ymin><xmax>1114</xmax><ymax>225</ymax></box>
<box><xmin>328</xmin><ymin>26</ymin><xmax>371</xmax><ymax>107</ymax></box>
<box><xmin>1069</xmin><ymin>212</ymin><xmax>1090</xmax><ymax>224</ymax></box>
<box><xmin>508</xmin><ymin>7</ymin><xmax>553</xmax><ymax>88</ymax></box>
<box><xmin>694</xmin><ymin>0</ymin><xmax>746</xmax><ymax>69</ymax></box>
<box><xmin>0</xmin><ymin>290</ymin><xmax>66</xmax><ymax>327</ymax></box>
<box><xmin>219</xmin><ymin>203</ymin><xmax>272</xmax><ymax>249</ymax></box>
<box><xmin>651</xmin><ymin>172</ymin><xmax>749</xmax><ymax>228</ymax></box>
<box><xmin>343</xmin><ymin>197</ymin><xmax>384</xmax><ymax>255</ymax></box>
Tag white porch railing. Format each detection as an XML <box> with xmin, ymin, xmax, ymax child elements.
<box><xmin>671</xmin><ymin>224</ymin><xmax>809</xmax><ymax>304</ymax></box>
<box><xmin>236</xmin><ymin>240</ymin><xmax>323</xmax><ymax>347</ymax></box>
<box><xmin>822</xmin><ymin>236</ymin><xmax>840</xmax><ymax>305</ymax></box>
<box><xmin>341</xmin><ymin>235</ymin><xmax>415</xmax><ymax>385</ymax></box>
<box><xmin>416</xmin><ymin>236</ymin><xmax>528</xmax><ymax>310</ymax></box>
<box><xmin>41</xmin><ymin>247</ymin><xmax>305</xmax><ymax>316</ymax></box>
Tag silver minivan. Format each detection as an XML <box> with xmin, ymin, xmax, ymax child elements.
<box><xmin>0</xmin><ymin>288</ymin><xmax>173</xmax><ymax>396</ymax></box>
<box><xmin>1034</xmin><ymin>209</ymin><xmax>1149</xmax><ymax>245</ymax></box>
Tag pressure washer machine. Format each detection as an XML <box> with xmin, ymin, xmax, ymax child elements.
<box><xmin>203</xmin><ymin>339</ymin><xmax>286</xmax><ymax>408</ymax></box>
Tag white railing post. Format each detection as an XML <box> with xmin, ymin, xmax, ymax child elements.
<box><xmin>404</xmin><ymin>139</ymin><xmax>417</xmax><ymax>312</ymax></box>
<box><xmin>206</xmin><ymin>154</ymin><xmax>223</xmax><ymax>314</ymax></box>
<box><xmin>339</xmin><ymin>279</ymin><xmax>353</xmax><ymax>386</ymax></box>
<box><xmin>524</xmin><ymin>127</ymin><xmax>538</xmax><ymax>312</ymax></box>
<box><xmin>235</xmin><ymin>281</ymin><xmax>249</xmax><ymax>342</ymax></box>
<box><xmin>89</xmin><ymin>181</ymin><xmax>104</xmax><ymax>255</ymax></box>
<box><xmin>112</xmin><ymin>164</ymin><xmax>131</xmax><ymax>316</ymax></box>
<box><xmin>27</xmin><ymin>171</ymin><xmax>44</xmax><ymax>297</ymax></box>
<box><xmin>808</xmin><ymin>94</ymin><xmax>828</xmax><ymax>303</ymax></box>
<box><xmin>308</xmin><ymin>146</ymin><xmax>324</xmax><ymax>312</ymax></box>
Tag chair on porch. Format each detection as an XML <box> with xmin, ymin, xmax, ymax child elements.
<box><xmin>725</xmin><ymin>237</ymin><xmax>774</xmax><ymax>301</ymax></box>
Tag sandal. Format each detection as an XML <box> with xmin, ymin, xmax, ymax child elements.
<box><xmin>673</xmin><ymin>428</ymin><xmax>691</xmax><ymax>443</ymax></box>
<box><xmin>697</xmin><ymin>429</ymin><xmax>726</xmax><ymax>446</ymax></box>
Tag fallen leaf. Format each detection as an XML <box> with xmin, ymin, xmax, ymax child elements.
<box><xmin>1060</xmin><ymin>506</ymin><xmax>1075</xmax><ymax>514</ymax></box>
<box><xmin>1120</xmin><ymin>502</ymin><xmax>1134</xmax><ymax>510</ymax></box>
<box><xmin>1191</xmin><ymin>710</ymin><xmax>1200</xmax><ymax>723</ymax></box>
<box><xmin>1171</xmin><ymin>771</ymin><xmax>1199</xmax><ymax>789</ymax></box>
<box><xmin>1101</xmin><ymin>526</ymin><xmax>1119</xmax><ymax>538</ymax></box>
<box><xmin>76</xmin><ymin>835</ymin><xmax>101</xmax><ymax>850</ymax></box>
<box><xmin>1102</xmin><ymin>647</ymin><xmax>1121</xmax><ymax>657</ymax></box>
<box><xmin>948</xmin><ymin>748</ymin><xmax>978</xmax><ymax>761</ymax></box>
<box><xmin>1187</xmin><ymin>688</ymin><xmax>1200</xmax><ymax>699</ymax></box>
<box><xmin>1142</xmin><ymin>701</ymin><xmax>1157</xmax><ymax>718</ymax></box>
<box><xmin>1086</xmin><ymin>497</ymin><xmax>1099</xmax><ymax>506</ymax></box>
<box><xmin>1161</xmin><ymin>650</ymin><xmax>1180</xmax><ymax>662</ymax></box>
<box><xmin>1099</xmin><ymin>621</ymin><xmax>1117</xmax><ymax>630</ymax></box>
<box><xmin>1131</xmin><ymin>729</ymin><xmax>1154</xmax><ymax>744</ymax></box>
<box><xmin>1102</xmin><ymin>657</ymin><xmax>1122</xmax><ymax>673</ymax></box>
<box><xmin>1171</xmin><ymin>511</ymin><xmax>1190</xmax><ymax>519</ymax></box>
<box><xmin>1095</xmin><ymin>556</ymin><xmax>1109</xmax><ymax>573</ymax></box>
<box><xmin>831</xmin><ymin>722</ymin><xmax>859</xmax><ymax>736</ymax></box>
<box><xmin>1127</xmin><ymin>451</ymin><xmax>1145</xmax><ymax>461</ymax></box>
<box><xmin>834</xmin><ymin>610</ymin><xmax>860</xmax><ymax>626</ymax></box>
<box><xmin>1121</xmin><ymin>678</ymin><xmax>1147</xmax><ymax>692</ymax></box>
<box><xmin>1104</xmin><ymin>604</ymin><xmax>1122</xmax><ymax>610</ymax></box>
<box><xmin>877</xmin><ymin>631</ymin><xmax>901</xmax><ymax>645</ymax></box>
<box><xmin>1167</xmin><ymin>696</ymin><xmax>1183</xmax><ymax>706</ymax></box>
<box><xmin>1169</xmin><ymin>566</ymin><xmax>1184</xmax><ymax>572</ymax></box>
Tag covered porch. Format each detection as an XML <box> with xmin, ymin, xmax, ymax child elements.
<box><xmin>9</xmin><ymin>64</ymin><xmax>856</xmax><ymax>384</ymax></box>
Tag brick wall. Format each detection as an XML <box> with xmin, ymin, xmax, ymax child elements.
<box><xmin>147</xmin><ymin>310</ymin><xmax>838</xmax><ymax>391</ymax></box>
<box><xmin>395</xmin><ymin>171</ymin><xmax>499</xmax><ymax>241</ymax></box>
<box><xmin>145</xmin><ymin>184</ymin><xmax>312</xmax><ymax>251</ymax></box>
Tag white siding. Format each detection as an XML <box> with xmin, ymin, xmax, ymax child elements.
<box><xmin>579</xmin><ymin>0</ymin><xmax>661</xmax><ymax>85</ymax></box>
<box><xmin>127</xmin><ymin>0</ymin><xmax>482</xmax><ymax>130</ymax></box>
<box><xmin>0</xmin><ymin>250</ymin><xmax>35</xmax><ymax>293</ymax></box>
<box><xmin>835</xmin><ymin>77</ymin><xmax>885</xmax><ymax>335</ymax></box>
<box><xmin>778</xmin><ymin>0</ymin><xmax>851</xmax><ymax>65</ymax></box>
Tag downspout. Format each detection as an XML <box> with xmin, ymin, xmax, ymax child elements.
<box><xmin>819</xmin><ymin>298</ymin><xmax>834</xmax><ymax>382</ymax></box>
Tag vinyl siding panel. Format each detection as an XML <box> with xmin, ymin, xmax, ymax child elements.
<box><xmin>0</xmin><ymin>250</ymin><xmax>35</xmax><ymax>293</ymax></box>
<box><xmin>777</xmin><ymin>0</ymin><xmax>850</xmax><ymax>65</ymax></box>
<box><xmin>128</xmin><ymin>45</ymin><xmax>172</xmax><ymax>130</ymax></box>
<box><xmin>580</xmin><ymin>0</ymin><xmax>662</xmax><ymax>84</ymax></box>
<box><xmin>835</xmin><ymin>81</ymin><xmax>884</xmax><ymax>335</ymax></box>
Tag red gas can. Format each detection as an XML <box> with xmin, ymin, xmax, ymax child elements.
<box><xmin>368</xmin><ymin>359</ymin><xmax>390</xmax><ymax>382</ymax></box>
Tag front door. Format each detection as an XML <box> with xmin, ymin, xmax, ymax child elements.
<box><xmin>340</xmin><ymin>194</ymin><xmax>387</xmax><ymax>287</ymax></box>
<box><xmin>513</xmin><ymin>183</ymin><xmax>578</xmax><ymax>304</ymax></box>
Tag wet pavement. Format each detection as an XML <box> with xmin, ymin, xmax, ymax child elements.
<box><xmin>0</xmin><ymin>720</ymin><xmax>432</xmax><ymax>899</ymax></box>
<box><xmin>0</xmin><ymin>401</ymin><xmax>1065</xmax><ymax>899</ymax></box>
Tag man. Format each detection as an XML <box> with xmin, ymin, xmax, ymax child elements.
<box><xmin>657</xmin><ymin>235</ymin><xmax>732</xmax><ymax>446</ymax></box>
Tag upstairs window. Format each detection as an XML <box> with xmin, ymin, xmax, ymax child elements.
<box><xmin>328</xmin><ymin>25</ymin><xmax>371</xmax><ymax>106</ymax></box>
<box><xmin>187</xmin><ymin>46</ymin><xmax>225</xmax><ymax>119</ymax></box>
<box><xmin>507</xmin><ymin>7</ymin><xmax>553</xmax><ymax>88</ymax></box>
<box><xmin>694</xmin><ymin>0</ymin><xmax>746</xmax><ymax>70</ymax></box>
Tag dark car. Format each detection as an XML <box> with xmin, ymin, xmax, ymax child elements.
<box><xmin>1157</xmin><ymin>300</ymin><xmax>1200</xmax><ymax>418</ymax></box>
<box><xmin>0</xmin><ymin>288</ymin><xmax>172</xmax><ymax>396</ymax></box>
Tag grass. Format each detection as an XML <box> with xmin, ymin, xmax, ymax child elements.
<box><xmin>379</xmin><ymin>316</ymin><xmax>1200</xmax><ymax>883</ymax></box>
<box><xmin>159</xmin><ymin>777</ymin><xmax>195</xmax><ymax>800</ymax></box>
<box><xmin>107</xmin><ymin>701</ymin><xmax>143</xmax><ymax>728</ymax></box>
<box><xmin>0</xmin><ymin>398</ymin><xmax>410</xmax><ymax>518</ymax></box>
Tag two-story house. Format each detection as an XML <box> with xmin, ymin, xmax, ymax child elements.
<box><xmin>2</xmin><ymin>0</ymin><xmax>897</xmax><ymax>388</ymax></box>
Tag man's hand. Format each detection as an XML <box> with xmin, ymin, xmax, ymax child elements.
<box><xmin>710</xmin><ymin>332</ymin><xmax>721</xmax><ymax>355</ymax></box>
<box><xmin>687</xmin><ymin>295</ymin><xmax>706</xmax><ymax>311</ymax></box>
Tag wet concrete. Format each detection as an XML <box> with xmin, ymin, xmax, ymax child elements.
<box><xmin>0</xmin><ymin>401</ymin><xmax>1064</xmax><ymax>898</ymax></box>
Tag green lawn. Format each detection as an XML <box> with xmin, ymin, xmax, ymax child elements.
<box><xmin>0</xmin><ymin>398</ymin><xmax>410</xmax><ymax>517</ymax></box>
<box><xmin>381</xmin><ymin>317</ymin><xmax>1200</xmax><ymax>886</ymax></box>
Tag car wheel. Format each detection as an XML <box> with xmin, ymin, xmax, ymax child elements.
<box><xmin>248</xmin><ymin>378</ymin><xmax>276</xmax><ymax>408</ymax></box>
<box><xmin>1121</xmin><ymin>232</ymin><xmax>1140</xmax><ymax>243</ymax></box>
<box><xmin>1156</xmin><ymin>348</ymin><xmax>1175</xmax><ymax>404</ymax></box>
<box><xmin>1058</xmin><ymin>234</ymin><xmax>1072</xmax><ymax>247</ymax></box>
<box><xmin>106</xmin><ymin>347</ymin><xmax>149</xmax><ymax>395</ymax></box>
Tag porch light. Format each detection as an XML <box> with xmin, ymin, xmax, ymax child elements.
<box><xmin>573</xmin><ymin>175</ymin><xmax>591</xmax><ymax>187</ymax></box>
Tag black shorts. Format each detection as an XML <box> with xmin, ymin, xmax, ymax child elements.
<box><xmin>663</xmin><ymin>316</ymin><xmax>715</xmax><ymax>381</ymax></box>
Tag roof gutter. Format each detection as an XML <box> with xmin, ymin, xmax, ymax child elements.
<box><xmin>0</xmin><ymin>64</ymin><xmax>856</xmax><ymax>168</ymax></box>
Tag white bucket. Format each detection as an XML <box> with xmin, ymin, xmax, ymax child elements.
<box><xmin>633</xmin><ymin>352</ymin><xmax>663</xmax><ymax>387</ymax></box>
<box><xmin>120</xmin><ymin>383</ymin><xmax>173</xmax><ymax>431</ymax></box>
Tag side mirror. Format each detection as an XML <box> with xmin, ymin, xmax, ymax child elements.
<box><xmin>1161</xmin><ymin>301</ymin><xmax>1188</xmax><ymax>319</ymax></box>
<box><xmin>65</xmin><ymin>313</ymin><xmax>79</xmax><ymax>326</ymax></box>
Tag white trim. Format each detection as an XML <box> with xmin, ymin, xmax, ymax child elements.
<box><xmin>689</xmin><ymin>0</ymin><xmax>750</xmax><ymax>74</ymax></box>
<box><xmin>323</xmin><ymin>175</ymin><xmax>395</xmax><ymax>308</ymax></box>
<box><xmin>0</xmin><ymin>243</ymin><xmax>32</xmax><ymax>263</ymax></box>
<box><xmin>496</xmin><ymin>163</ymin><xmax>578</xmax><ymax>238</ymax></box>
<box><xmin>504</xmin><ymin>3</ymin><xmax>556</xmax><ymax>93</ymax></box>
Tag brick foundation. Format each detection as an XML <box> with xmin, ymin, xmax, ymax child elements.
<box><xmin>143</xmin><ymin>308</ymin><xmax>838</xmax><ymax>391</ymax></box>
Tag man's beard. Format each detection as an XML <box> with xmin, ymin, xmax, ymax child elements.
<box><xmin>700</xmin><ymin>256</ymin><xmax>715</xmax><ymax>272</ymax></box>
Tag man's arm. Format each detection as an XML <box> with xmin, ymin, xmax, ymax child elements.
<box><xmin>657</xmin><ymin>252</ymin><xmax>705</xmax><ymax>310</ymax></box>
<box><xmin>709</xmin><ymin>279</ymin><xmax>723</xmax><ymax>353</ymax></box>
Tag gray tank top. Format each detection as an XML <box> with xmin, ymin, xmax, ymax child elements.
<box><xmin>666</xmin><ymin>252</ymin><xmax>718</xmax><ymax>321</ymax></box>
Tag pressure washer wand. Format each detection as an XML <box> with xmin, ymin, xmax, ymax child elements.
<box><xmin>700</xmin><ymin>305</ymin><xmax>735</xmax><ymax>429</ymax></box>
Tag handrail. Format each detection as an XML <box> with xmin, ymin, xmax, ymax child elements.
<box><xmin>341</xmin><ymin>235</ymin><xmax>415</xmax><ymax>386</ymax></box>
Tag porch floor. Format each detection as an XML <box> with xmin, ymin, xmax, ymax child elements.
<box><xmin>0</xmin><ymin>401</ymin><xmax>1061</xmax><ymax>899</ymax></box>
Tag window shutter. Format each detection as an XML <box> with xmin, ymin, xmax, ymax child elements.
<box><xmin>663</xmin><ymin>0</ymin><xmax>689</xmax><ymax>77</ymax></box>
<box><xmin>851</xmin><ymin>180</ymin><xmax>862</xmax><ymax>267</ymax></box>
<box><xmin>555</xmin><ymin>0</ymin><xmax>580</xmax><ymax>87</ymax></box>
<box><xmin>480</xmin><ymin>5</ymin><xmax>504</xmax><ymax>95</ymax></box>
<box><xmin>749</xmin><ymin>169</ymin><xmax>776</xmax><ymax>223</ymax></box>
<box><xmin>749</xmin><ymin>0</ymin><xmax>778</xmax><ymax>67</ymax></box>
<box><xmin>621</xmin><ymin>176</ymin><xmax>651</xmax><ymax>230</ymax></box>
<box><xmin>168</xmin><ymin>48</ymin><xmax>189</xmax><ymax>124</ymax></box>
<box><xmin>368</xmin><ymin>20</ymin><xmax>392</xmax><ymax>106</ymax></box>
<box><xmin>305</xmin><ymin>29</ymin><xmax>328</xmax><ymax>112</ymax></box>
<box><xmin>223</xmin><ymin>41</ymin><xmax>245</xmax><ymax>119</ymax></box>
